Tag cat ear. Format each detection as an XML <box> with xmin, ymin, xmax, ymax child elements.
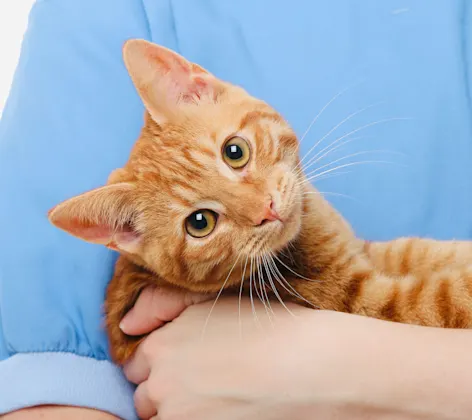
<box><xmin>123</xmin><ymin>39</ymin><xmax>222</xmax><ymax>124</ymax></box>
<box><xmin>48</xmin><ymin>183</ymin><xmax>142</xmax><ymax>254</ymax></box>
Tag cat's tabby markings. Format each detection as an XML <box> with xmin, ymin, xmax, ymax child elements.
<box><xmin>49</xmin><ymin>40</ymin><xmax>472</xmax><ymax>364</ymax></box>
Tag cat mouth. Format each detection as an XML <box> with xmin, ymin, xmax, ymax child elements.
<box><xmin>259</xmin><ymin>218</ymin><xmax>280</xmax><ymax>227</ymax></box>
<box><xmin>246</xmin><ymin>202</ymin><xmax>300</xmax><ymax>256</ymax></box>
<box><xmin>268</xmin><ymin>199</ymin><xmax>302</xmax><ymax>250</ymax></box>
<box><xmin>258</xmin><ymin>209</ymin><xmax>295</xmax><ymax>245</ymax></box>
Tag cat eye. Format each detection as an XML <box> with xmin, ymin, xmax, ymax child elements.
<box><xmin>185</xmin><ymin>210</ymin><xmax>218</xmax><ymax>238</ymax></box>
<box><xmin>223</xmin><ymin>136</ymin><xmax>251</xmax><ymax>169</ymax></box>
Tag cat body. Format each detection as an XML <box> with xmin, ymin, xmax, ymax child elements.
<box><xmin>49</xmin><ymin>39</ymin><xmax>472</xmax><ymax>364</ymax></box>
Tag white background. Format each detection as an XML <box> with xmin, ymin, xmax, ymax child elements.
<box><xmin>0</xmin><ymin>1</ymin><xmax>35</xmax><ymax>115</ymax></box>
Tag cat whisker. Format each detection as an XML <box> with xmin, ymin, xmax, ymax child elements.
<box><xmin>277</xmin><ymin>248</ymin><xmax>291</xmax><ymax>259</ymax></box>
<box><xmin>266</xmin><ymin>254</ymin><xmax>315</xmax><ymax>310</ymax></box>
<box><xmin>247</xmin><ymin>235</ymin><xmax>268</xmax><ymax>257</ymax></box>
<box><xmin>288</xmin><ymin>241</ymin><xmax>297</xmax><ymax>253</ymax></box>
<box><xmin>297</xmin><ymin>116</ymin><xmax>410</xmax><ymax>176</ymax></box>
<box><xmin>297</xmin><ymin>133</ymin><xmax>374</xmax><ymax>178</ymax></box>
<box><xmin>298</xmin><ymin>82</ymin><xmax>363</xmax><ymax>146</ymax></box>
<box><xmin>243</xmin><ymin>236</ymin><xmax>260</xmax><ymax>255</ymax></box>
<box><xmin>277</xmin><ymin>247</ymin><xmax>296</xmax><ymax>267</ymax></box>
<box><xmin>288</xmin><ymin>245</ymin><xmax>298</xmax><ymax>266</ymax></box>
<box><xmin>300</xmin><ymin>159</ymin><xmax>401</xmax><ymax>186</ymax></box>
<box><xmin>304</xmin><ymin>170</ymin><xmax>353</xmax><ymax>185</ymax></box>
<box><xmin>303</xmin><ymin>191</ymin><xmax>360</xmax><ymax>202</ymax></box>
<box><xmin>301</xmin><ymin>149</ymin><xmax>401</xmax><ymax>181</ymax></box>
<box><xmin>296</xmin><ymin>102</ymin><xmax>384</xmax><ymax>173</ymax></box>
<box><xmin>258</xmin><ymin>254</ymin><xmax>275</xmax><ymax>328</ymax></box>
<box><xmin>254</xmin><ymin>255</ymin><xmax>273</xmax><ymax>322</ymax></box>
<box><xmin>239</xmin><ymin>254</ymin><xmax>249</xmax><ymax>339</ymax></box>
<box><xmin>297</xmin><ymin>134</ymin><xmax>373</xmax><ymax>176</ymax></box>
<box><xmin>285</xmin><ymin>245</ymin><xmax>296</xmax><ymax>265</ymax></box>
<box><xmin>271</xmin><ymin>251</ymin><xmax>319</xmax><ymax>283</ymax></box>
<box><xmin>201</xmin><ymin>252</ymin><xmax>243</xmax><ymax>340</ymax></box>
<box><xmin>259</xmin><ymin>254</ymin><xmax>276</xmax><ymax>320</ymax></box>
<box><xmin>262</xmin><ymin>251</ymin><xmax>296</xmax><ymax>318</ymax></box>
<box><xmin>268</xmin><ymin>254</ymin><xmax>319</xmax><ymax>309</ymax></box>
<box><xmin>249</xmin><ymin>256</ymin><xmax>261</xmax><ymax>329</ymax></box>
<box><xmin>252</xmin><ymin>255</ymin><xmax>264</xmax><ymax>303</ymax></box>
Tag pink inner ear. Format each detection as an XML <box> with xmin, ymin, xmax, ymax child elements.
<box><xmin>78</xmin><ymin>225</ymin><xmax>115</xmax><ymax>243</ymax></box>
<box><xmin>124</xmin><ymin>39</ymin><xmax>220</xmax><ymax>118</ymax></box>
<box><xmin>113</xmin><ymin>229</ymin><xmax>142</xmax><ymax>253</ymax></box>
<box><xmin>180</xmin><ymin>76</ymin><xmax>211</xmax><ymax>102</ymax></box>
<box><xmin>145</xmin><ymin>45</ymin><xmax>213</xmax><ymax>102</ymax></box>
<box><xmin>162</xmin><ymin>67</ymin><xmax>212</xmax><ymax>104</ymax></box>
<box><xmin>56</xmin><ymin>217</ymin><xmax>141</xmax><ymax>253</ymax></box>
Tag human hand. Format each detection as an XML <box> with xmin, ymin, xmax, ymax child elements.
<box><xmin>120</xmin><ymin>293</ymin><xmax>363</xmax><ymax>420</ymax></box>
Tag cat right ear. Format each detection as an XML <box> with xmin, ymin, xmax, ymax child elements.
<box><xmin>48</xmin><ymin>183</ymin><xmax>142</xmax><ymax>255</ymax></box>
<box><xmin>123</xmin><ymin>39</ymin><xmax>223</xmax><ymax>124</ymax></box>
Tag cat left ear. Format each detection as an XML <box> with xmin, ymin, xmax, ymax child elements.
<box><xmin>48</xmin><ymin>183</ymin><xmax>142</xmax><ymax>255</ymax></box>
<box><xmin>123</xmin><ymin>39</ymin><xmax>223</xmax><ymax>124</ymax></box>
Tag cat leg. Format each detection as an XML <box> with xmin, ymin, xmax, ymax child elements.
<box><xmin>105</xmin><ymin>255</ymin><xmax>157</xmax><ymax>364</ymax></box>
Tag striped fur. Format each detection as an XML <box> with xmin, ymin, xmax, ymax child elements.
<box><xmin>278</xmin><ymin>193</ymin><xmax>472</xmax><ymax>330</ymax></box>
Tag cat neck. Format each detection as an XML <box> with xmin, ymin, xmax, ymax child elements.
<box><xmin>281</xmin><ymin>183</ymin><xmax>366</xmax><ymax>281</ymax></box>
<box><xmin>270</xmin><ymin>183</ymin><xmax>371</xmax><ymax>311</ymax></box>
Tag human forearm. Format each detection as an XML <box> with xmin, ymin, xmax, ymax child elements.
<box><xmin>2</xmin><ymin>406</ymin><xmax>120</xmax><ymax>420</ymax></box>
<box><xmin>355</xmin><ymin>315</ymin><xmax>472</xmax><ymax>419</ymax></box>
<box><xmin>292</xmin><ymin>311</ymin><xmax>472</xmax><ymax>420</ymax></box>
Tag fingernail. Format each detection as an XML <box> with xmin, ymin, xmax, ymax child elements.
<box><xmin>119</xmin><ymin>319</ymin><xmax>128</xmax><ymax>332</ymax></box>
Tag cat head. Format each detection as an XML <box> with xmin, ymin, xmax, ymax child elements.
<box><xmin>49</xmin><ymin>39</ymin><xmax>304</xmax><ymax>292</ymax></box>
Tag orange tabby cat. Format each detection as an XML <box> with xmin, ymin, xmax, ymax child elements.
<box><xmin>49</xmin><ymin>39</ymin><xmax>472</xmax><ymax>364</ymax></box>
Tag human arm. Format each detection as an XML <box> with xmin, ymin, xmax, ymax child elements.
<box><xmin>121</xmin><ymin>290</ymin><xmax>472</xmax><ymax>420</ymax></box>
<box><xmin>0</xmin><ymin>0</ymin><xmax>154</xmax><ymax>417</ymax></box>
<box><xmin>2</xmin><ymin>406</ymin><xmax>119</xmax><ymax>420</ymax></box>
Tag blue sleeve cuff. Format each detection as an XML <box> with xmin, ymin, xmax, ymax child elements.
<box><xmin>0</xmin><ymin>352</ymin><xmax>137</xmax><ymax>419</ymax></box>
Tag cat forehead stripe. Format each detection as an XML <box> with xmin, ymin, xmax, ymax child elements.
<box><xmin>239</xmin><ymin>110</ymin><xmax>282</xmax><ymax>130</ymax></box>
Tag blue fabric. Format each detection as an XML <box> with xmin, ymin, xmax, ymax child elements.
<box><xmin>1</xmin><ymin>353</ymin><xmax>135</xmax><ymax>419</ymax></box>
<box><xmin>0</xmin><ymin>0</ymin><xmax>471</xmax><ymax>417</ymax></box>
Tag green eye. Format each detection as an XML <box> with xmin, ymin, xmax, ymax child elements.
<box><xmin>223</xmin><ymin>136</ymin><xmax>251</xmax><ymax>169</ymax></box>
<box><xmin>185</xmin><ymin>210</ymin><xmax>218</xmax><ymax>238</ymax></box>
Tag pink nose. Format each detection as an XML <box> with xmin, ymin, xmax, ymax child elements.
<box><xmin>254</xmin><ymin>201</ymin><xmax>282</xmax><ymax>226</ymax></box>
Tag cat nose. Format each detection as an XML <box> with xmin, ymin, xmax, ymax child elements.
<box><xmin>254</xmin><ymin>200</ymin><xmax>282</xmax><ymax>226</ymax></box>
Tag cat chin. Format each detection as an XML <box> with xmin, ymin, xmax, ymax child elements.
<box><xmin>264</xmin><ymin>213</ymin><xmax>302</xmax><ymax>254</ymax></box>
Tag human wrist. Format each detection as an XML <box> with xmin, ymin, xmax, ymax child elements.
<box><xmin>247</xmin><ymin>309</ymin><xmax>358</xmax><ymax>418</ymax></box>
<box><xmin>267</xmin><ymin>310</ymin><xmax>367</xmax><ymax>418</ymax></box>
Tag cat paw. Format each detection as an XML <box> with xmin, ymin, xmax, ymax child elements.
<box><xmin>108</xmin><ymin>328</ymin><xmax>145</xmax><ymax>365</ymax></box>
